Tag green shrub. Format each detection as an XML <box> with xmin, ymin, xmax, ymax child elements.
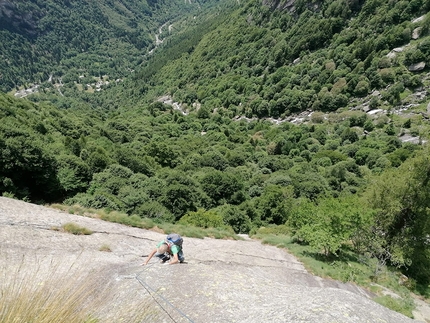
<box><xmin>179</xmin><ymin>209</ymin><xmax>225</xmax><ymax>229</ymax></box>
<box><xmin>2</xmin><ymin>192</ymin><xmax>15</xmax><ymax>198</ymax></box>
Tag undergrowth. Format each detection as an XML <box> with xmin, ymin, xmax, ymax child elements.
<box><xmin>251</xmin><ymin>226</ymin><xmax>426</xmax><ymax>319</ymax></box>
<box><xmin>374</xmin><ymin>295</ymin><xmax>415</xmax><ymax>318</ymax></box>
<box><xmin>50</xmin><ymin>203</ymin><xmax>241</xmax><ymax>240</ymax></box>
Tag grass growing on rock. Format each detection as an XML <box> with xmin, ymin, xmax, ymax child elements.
<box><xmin>0</xmin><ymin>254</ymin><xmax>158</xmax><ymax>322</ymax></box>
<box><xmin>50</xmin><ymin>204</ymin><xmax>241</xmax><ymax>240</ymax></box>
<box><xmin>99</xmin><ymin>244</ymin><xmax>112</xmax><ymax>252</ymax></box>
<box><xmin>252</xmin><ymin>226</ymin><xmax>419</xmax><ymax>319</ymax></box>
<box><xmin>374</xmin><ymin>295</ymin><xmax>416</xmax><ymax>318</ymax></box>
<box><xmin>62</xmin><ymin>222</ymin><xmax>93</xmax><ymax>235</ymax></box>
<box><xmin>48</xmin><ymin>204</ymin><xmax>426</xmax><ymax>318</ymax></box>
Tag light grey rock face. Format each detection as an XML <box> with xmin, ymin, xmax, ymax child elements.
<box><xmin>412</xmin><ymin>15</ymin><xmax>426</xmax><ymax>24</ymax></box>
<box><xmin>0</xmin><ymin>0</ymin><xmax>38</xmax><ymax>35</ymax></box>
<box><xmin>262</xmin><ymin>0</ymin><xmax>297</xmax><ymax>11</ymax></box>
<box><xmin>399</xmin><ymin>134</ymin><xmax>421</xmax><ymax>144</ymax></box>
<box><xmin>408</xmin><ymin>62</ymin><xmax>426</xmax><ymax>72</ymax></box>
<box><xmin>427</xmin><ymin>101</ymin><xmax>430</xmax><ymax>116</ymax></box>
<box><xmin>293</xmin><ymin>57</ymin><xmax>301</xmax><ymax>64</ymax></box>
<box><xmin>387</xmin><ymin>51</ymin><xmax>397</xmax><ymax>59</ymax></box>
<box><xmin>412</xmin><ymin>27</ymin><xmax>422</xmax><ymax>40</ymax></box>
<box><xmin>0</xmin><ymin>197</ymin><xmax>424</xmax><ymax>323</ymax></box>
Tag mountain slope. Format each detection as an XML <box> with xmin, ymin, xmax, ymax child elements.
<box><xmin>0</xmin><ymin>0</ymin><xmax>211</xmax><ymax>92</ymax></box>
<box><xmin>126</xmin><ymin>0</ymin><xmax>430</xmax><ymax>119</ymax></box>
<box><xmin>1</xmin><ymin>0</ymin><xmax>430</xmax><ymax>305</ymax></box>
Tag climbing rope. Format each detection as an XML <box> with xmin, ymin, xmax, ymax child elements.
<box><xmin>135</xmin><ymin>261</ymin><xmax>195</xmax><ymax>323</ymax></box>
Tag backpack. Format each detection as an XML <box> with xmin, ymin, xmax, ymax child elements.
<box><xmin>166</xmin><ymin>233</ymin><xmax>183</xmax><ymax>249</ymax></box>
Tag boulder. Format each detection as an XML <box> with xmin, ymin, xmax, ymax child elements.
<box><xmin>367</xmin><ymin>108</ymin><xmax>384</xmax><ymax>115</ymax></box>
<box><xmin>408</xmin><ymin>62</ymin><xmax>426</xmax><ymax>72</ymax></box>
<box><xmin>387</xmin><ymin>51</ymin><xmax>397</xmax><ymax>59</ymax></box>
<box><xmin>412</xmin><ymin>27</ymin><xmax>422</xmax><ymax>40</ymax></box>
<box><xmin>282</xmin><ymin>0</ymin><xmax>296</xmax><ymax>11</ymax></box>
<box><xmin>412</xmin><ymin>15</ymin><xmax>425</xmax><ymax>23</ymax></box>
<box><xmin>362</xmin><ymin>105</ymin><xmax>370</xmax><ymax>113</ymax></box>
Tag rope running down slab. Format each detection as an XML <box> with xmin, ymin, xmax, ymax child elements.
<box><xmin>135</xmin><ymin>262</ymin><xmax>195</xmax><ymax>323</ymax></box>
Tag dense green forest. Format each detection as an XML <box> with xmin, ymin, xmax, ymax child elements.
<box><xmin>0</xmin><ymin>0</ymin><xmax>221</xmax><ymax>92</ymax></box>
<box><xmin>134</xmin><ymin>0</ymin><xmax>430</xmax><ymax>117</ymax></box>
<box><xmin>1</xmin><ymin>0</ymin><xmax>430</xmax><ymax>295</ymax></box>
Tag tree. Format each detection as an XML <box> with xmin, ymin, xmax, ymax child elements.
<box><xmin>56</xmin><ymin>154</ymin><xmax>91</xmax><ymax>197</ymax></box>
<box><xmin>254</xmin><ymin>185</ymin><xmax>293</xmax><ymax>225</ymax></box>
<box><xmin>117</xmin><ymin>185</ymin><xmax>150</xmax><ymax>215</ymax></box>
<box><xmin>200</xmin><ymin>170</ymin><xmax>243</xmax><ymax>206</ymax></box>
<box><xmin>288</xmin><ymin>165</ymin><xmax>330</xmax><ymax>200</ymax></box>
<box><xmin>214</xmin><ymin>204</ymin><xmax>252</xmax><ymax>233</ymax></box>
<box><xmin>145</xmin><ymin>141</ymin><xmax>179</xmax><ymax>168</ymax></box>
<box><xmin>200</xmin><ymin>150</ymin><xmax>229</xmax><ymax>170</ymax></box>
<box><xmin>365</xmin><ymin>150</ymin><xmax>430</xmax><ymax>283</ymax></box>
<box><xmin>354</xmin><ymin>79</ymin><xmax>370</xmax><ymax>96</ymax></box>
<box><xmin>313</xmin><ymin>150</ymin><xmax>347</xmax><ymax>164</ymax></box>
<box><xmin>160</xmin><ymin>184</ymin><xmax>198</xmax><ymax>220</ymax></box>
<box><xmin>289</xmin><ymin>196</ymin><xmax>373</xmax><ymax>257</ymax></box>
<box><xmin>0</xmin><ymin>128</ymin><xmax>60</xmax><ymax>202</ymax></box>
<box><xmin>340</xmin><ymin>128</ymin><xmax>359</xmax><ymax>144</ymax></box>
<box><xmin>87</xmin><ymin>149</ymin><xmax>111</xmax><ymax>173</ymax></box>
<box><xmin>135</xmin><ymin>201</ymin><xmax>173</xmax><ymax>222</ymax></box>
<box><xmin>114</xmin><ymin>146</ymin><xmax>158</xmax><ymax>176</ymax></box>
<box><xmin>179</xmin><ymin>208</ymin><xmax>225</xmax><ymax>229</ymax></box>
<box><xmin>404</xmin><ymin>49</ymin><xmax>425</xmax><ymax>66</ymax></box>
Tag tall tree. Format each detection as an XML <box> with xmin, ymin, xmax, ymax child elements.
<box><xmin>365</xmin><ymin>149</ymin><xmax>430</xmax><ymax>283</ymax></box>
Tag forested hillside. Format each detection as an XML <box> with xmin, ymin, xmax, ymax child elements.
<box><xmin>130</xmin><ymin>0</ymin><xmax>430</xmax><ymax>118</ymax></box>
<box><xmin>0</xmin><ymin>0</ymin><xmax>215</xmax><ymax>92</ymax></box>
<box><xmin>1</xmin><ymin>0</ymin><xmax>430</xmax><ymax>303</ymax></box>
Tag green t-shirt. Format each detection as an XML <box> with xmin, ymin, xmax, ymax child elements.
<box><xmin>157</xmin><ymin>240</ymin><xmax>180</xmax><ymax>254</ymax></box>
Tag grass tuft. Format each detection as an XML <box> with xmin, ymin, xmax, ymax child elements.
<box><xmin>62</xmin><ymin>222</ymin><xmax>93</xmax><ymax>235</ymax></box>
<box><xmin>374</xmin><ymin>295</ymin><xmax>415</xmax><ymax>318</ymax></box>
<box><xmin>99</xmin><ymin>244</ymin><xmax>112</xmax><ymax>252</ymax></box>
<box><xmin>0</xmin><ymin>254</ymin><xmax>159</xmax><ymax>322</ymax></box>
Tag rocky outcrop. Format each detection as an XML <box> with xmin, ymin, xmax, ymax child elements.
<box><xmin>280</xmin><ymin>0</ymin><xmax>297</xmax><ymax>11</ymax></box>
<box><xmin>262</xmin><ymin>0</ymin><xmax>297</xmax><ymax>12</ymax></box>
<box><xmin>412</xmin><ymin>27</ymin><xmax>422</xmax><ymax>40</ymax></box>
<box><xmin>0</xmin><ymin>0</ymin><xmax>38</xmax><ymax>36</ymax></box>
<box><xmin>408</xmin><ymin>61</ymin><xmax>426</xmax><ymax>72</ymax></box>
